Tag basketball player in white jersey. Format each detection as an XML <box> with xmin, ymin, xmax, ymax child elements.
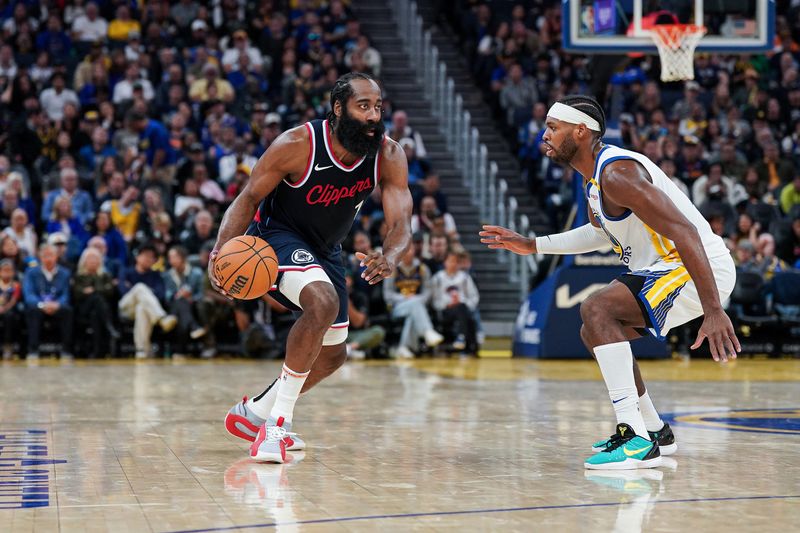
<box><xmin>480</xmin><ymin>95</ymin><xmax>740</xmax><ymax>470</ymax></box>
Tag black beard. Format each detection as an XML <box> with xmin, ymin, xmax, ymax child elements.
<box><xmin>334</xmin><ymin>108</ymin><xmax>385</xmax><ymax>157</ymax></box>
<box><xmin>549</xmin><ymin>136</ymin><xmax>579</xmax><ymax>165</ymax></box>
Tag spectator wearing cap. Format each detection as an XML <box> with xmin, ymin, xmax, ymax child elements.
<box><xmin>39</xmin><ymin>73</ymin><xmax>79</xmax><ymax>122</ymax></box>
<box><xmin>113</xmin><ymin>63</ymin><xmax>154</xmax><ymax>104</ymax></box>
<box><xmin>671</xmin><ymin>81</ymin><xmax>702</xmax><ymax>121</ymax></box>
<box><xmin>23</xmin><ymin>243</ymin><xmax>74</xmax><ymax>360</ymax></box>
<box><xmin>780</xmin><ymin>174</ymin><xmax>800</xmax><ymax>215</ymax></box>
<box><xmin>755</xmin><ymin>142</ymin><xmax>796</xmax><ymax>193</ymax></box>
<box><xmin>118</xmin><ymin>244</ymin><xmax>178</xmax><ymax>358</ymax></box>
<box><xmin>388</xmin><ymin>110</ymin><xmax>426</xmax><ymax>158</ymax></box>
<box><xmin>42</xmin><ymin>167</ymin><xmax>94</xmax><ymax>225</ymax></box>
<box><xmin>219</xmin><ymin>138</ymin><xmax>258</xmax><ymax>185</ymax></box>
<box><xmin>108</xmin><ymin>5</ymin><xmax>141</xmax><ymax>44</ymax></box>
<box><xmin>190</xmin><ymin>63</ymin><xmax>235</xmax><ymax>103</ymax></box>
<box><xmin>0</xmin><ymin>258</ymin><xmax>22</xmax><ymax>359</ymax></box>
<box><xmin>675</xmin><ymin>135</ymin><xmax>708</xmax><ymax>187</ymax></box>
<box><xmin>71</xmin><ymin>2</ymin><xmax>108</xmax><ymax>45</ymax></box>
<box><xmin>256</xmin><ymin>113</ymin><xmax>283</xmax><ymax>154</ymax></box>
<box><xmin>226</xmin><ymin>164</ymin><xmax>251</xmax><ymax>201</ymax></box>
<box><xmin>222</xmin><ymin>30</ymin><xmax>264</xmax><ymax>72</ymax></box>
<box><xmin>126</xmin><ymin>110</ymin><xmax>176</xmax><ymax>178</ymax></box>
<box><xmin>79</xmin><ymin>126</ymin><xmax>116</xmax><ymax>172</ymax></box>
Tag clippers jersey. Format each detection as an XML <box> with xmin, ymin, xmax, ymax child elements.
<box><xmin>586</xmin><ymin>144</ymin><xmax>729</xmax><ymax>271</ymax></box>
<box><xmin>252</xmin><ymin>119</ymin><xmax>380</xmax><ymax>254</ymax></box>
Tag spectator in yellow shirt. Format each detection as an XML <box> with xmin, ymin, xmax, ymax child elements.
<box><xmin>780</xmin><ymin>174</ymin><xmax>800</xmax><ymax>215</ymax></box>
<box><xmin>189</xmin><ymin>63</ymin><xmax>235</xmax><ymax>103</ymax></box>
<box><xmin>107</xmin><ymin>5</ymin><xmax>140</xmax><ymax>43</ymax></box>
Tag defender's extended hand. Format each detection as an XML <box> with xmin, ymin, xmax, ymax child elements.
<box><xmin>691</xmin><ymin>309</ymin><xmax>740</xmax><ymax>362</ymax></box>
<box><xmin>479</xmin><ymin>225</ymin><xmax>536</xmax><ymax>255</ymax></box>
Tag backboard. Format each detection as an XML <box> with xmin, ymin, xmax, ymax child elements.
<box><xmin>562</xmin><ymin>0</ymin><xmax>775</xmax><ymax>53</ymax></box>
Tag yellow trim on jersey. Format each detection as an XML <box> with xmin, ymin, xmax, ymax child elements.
<box><xmin>644</xmin><ymin>224</ymin><xmax>682</xmax><ymax>263</ymax></box>
<box><xmin>645</xmin><ymin>266</ymin><xmax>690</xmax><ymax>307</ymax></box>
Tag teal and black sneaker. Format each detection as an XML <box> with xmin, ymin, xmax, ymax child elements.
<box><xmin>591</xmin><ymin>422</ymin><xmax>677</xmax><ymax>456</ymax></box>
<box><xmin>584</xmin><ymin>423</ymin><xmax>662</xmax><ymax>470</ymax></box>
<box><xmin>647</xmin><ymin>423</ymin><xmax>677</xmax><ymax>456</ymax></box>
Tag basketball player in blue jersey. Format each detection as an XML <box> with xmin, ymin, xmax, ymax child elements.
<box><xmin>210</xmin><ymin>73</ymin><xmax>412</xmax><ymax>463</ymax></box>
<box><xmin>481</xmin><ymin>95</ymin><xmax>740</xmax><ymax>470</ymax></box>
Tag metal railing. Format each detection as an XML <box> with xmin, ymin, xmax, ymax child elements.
<box><xmin>393</xmin><ymin>0</ymin><xmax>537</xmax><ymax>301</ymax></box>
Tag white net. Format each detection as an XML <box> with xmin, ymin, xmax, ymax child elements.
<box><xmin>651</xmin><ymin>24</ymin><xmax>707</xmax><ymax>82</ymax></box>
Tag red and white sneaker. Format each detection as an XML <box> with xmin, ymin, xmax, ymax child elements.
<box><xmin>250</xmin><ymin>417</ymin><xmax>296</xmax><ymax>463</ymax></box>
<box><xmin>225</xmin><ymin>397</ymin><xmax>306</xmax><ymax>450</ymax></box>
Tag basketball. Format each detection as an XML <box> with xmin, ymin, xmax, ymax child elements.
<box><xmin>214</xmin><ymin>236</ymin><xmax>278</xmax><ymax>300</ymax></box>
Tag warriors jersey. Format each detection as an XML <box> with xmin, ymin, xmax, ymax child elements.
<box><xmin>585</xmin><ymin>144</ymin><xmax>730</xmax><ymax>272</ymax></box>
<box><xmin>252</xmin><ymin>119</ymin><xmax>380</xmax><ymax>255</ymax></box>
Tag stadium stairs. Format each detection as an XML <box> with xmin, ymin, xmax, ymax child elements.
<box><xmin>353</xmin><ymin>1</ymin><xmax>550</xmax><ymax>331</ymax></box>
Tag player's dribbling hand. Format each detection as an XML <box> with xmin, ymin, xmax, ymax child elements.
<box><xmin>207</xmin><ymin>249</ymin><xmax>233</xmax><ymax>300</ymax></box>
<box><xmin>479</xmin><ymin>225</ymin><xmax>536</xmax><ymax>255</ymax></box>
<box><xmin>691</xmin><ymin>309</ymin><xmax>741</xmax><ymax>362</ymax></box>
<box><xmin>355</xmin><ymin>251</ymin><xmax>393</xmax><ymax>285</ymax></box>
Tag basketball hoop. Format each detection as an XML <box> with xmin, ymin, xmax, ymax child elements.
<box><xmin>650</xmin><ymin>24</ymin><xmax>707</xmax><ymax>82</ymax></box>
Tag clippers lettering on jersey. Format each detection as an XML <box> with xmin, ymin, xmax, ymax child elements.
<box><xmin>306</xmin><ymin>176</ymin><xmax>372</xmax><ymax>207</ymax></box>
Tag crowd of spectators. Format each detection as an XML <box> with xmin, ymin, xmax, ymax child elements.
<box><xmin>443</xmin><ymin>1</ymin><xmax>800</xmax><ymax>331</ymax></box>
<box><xmin>0</xmin><ymin>0</ymin><xmax>480</xmax><ymax>360</ymax></box>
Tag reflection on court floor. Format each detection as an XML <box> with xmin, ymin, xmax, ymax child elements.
<box><xmin>0</xmin><ymin>358</ymin><xmax>797</xmax><ymax>532</ymax></box>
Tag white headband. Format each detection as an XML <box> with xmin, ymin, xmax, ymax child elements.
<box><xmin>547</xmin><ymin>102</ymin><xmax>601</xmax><ymax>132</ymax></box>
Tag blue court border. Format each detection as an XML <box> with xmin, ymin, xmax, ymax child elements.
<box><xmin>663</xmin><ymin>407</ymin><xmax>800</xmax><ymax>435</ymax></box>
<box><xmin>165</xmin><ymin>494</ymin><xmax>800</xmax><ymax>533</ymax></box>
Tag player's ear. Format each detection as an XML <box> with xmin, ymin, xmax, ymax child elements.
<box><xmin>333</xmin><ymin>100</ymin><xmax>342</xmax><ymax>118</ymax></box>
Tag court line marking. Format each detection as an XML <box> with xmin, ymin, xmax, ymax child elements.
<box><xmin>163</xmin><ymin>494</ymin><xmax>800</xmax><ymax>533</ymax></box>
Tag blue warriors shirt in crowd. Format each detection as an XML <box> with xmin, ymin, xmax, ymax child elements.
<box><xmin>251</xmin><ymin>119</ymin><xmax>380</xmax><ymax>255</ymax></box>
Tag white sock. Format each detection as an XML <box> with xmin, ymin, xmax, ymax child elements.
<box><xmin>594</xmin><ymin>341</ymin><xmax>649</xmax><ymax>439</ymax></box>
<box><xmin>638</xmin><ymin>390</ymin><xmax>664</xmax><ymax>433</ymax></box>
<box><xmin>269</xmin><ymin>364</ymin><xmax>309</xmax><ymax>424</ymax></box>
<box><xmin>246</xmin><ymin>379</ymin><xmax>279</xmax><ymax>420</ymax></box>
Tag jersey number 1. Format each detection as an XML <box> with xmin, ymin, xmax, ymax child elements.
<box><xmin>353</xmin><ymin>200</ymin><xmax>364</xmax><ymax>222</ymax></box>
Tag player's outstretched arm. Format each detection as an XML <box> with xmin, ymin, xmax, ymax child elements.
<box><xmin>358</xmin><ymin>138</ymin><xmax>412</xmax><ymax>285</ymax></box>
<box><xmin>209</xmin><ymin>126</ymin><xmax>308</xmax><ymax>294</ymax></box>
<box><xmin>480</xmin><ymin>221</ymin><xmax>608</xmax><ymax>256</ymax></box>
<box><xmin>479</xmin><ymin>225</ymin><xmax>536</xmax><ymax>255</ymax></box>
<box><xmin>601</xmin><ymin>160</ymin><xmax>741</xmax><ymax>363</ymax></box>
